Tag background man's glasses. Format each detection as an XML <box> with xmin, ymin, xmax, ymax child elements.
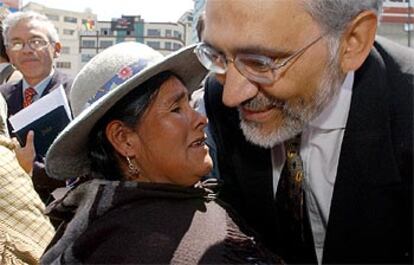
<box><xmin>194</xmin><ymin>34</ymin><xmax>325</xmax><ymax>85</ymax></box>
<box><xmin>8</xmin><ymin>38</ymin><xmax>50</xmax><ymax>52</ymax></box>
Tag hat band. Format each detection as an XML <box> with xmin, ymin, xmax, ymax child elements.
<box><xmin>86</xmin><ymin>60</ymin><xmax>149</xmax><ymax>108</ymax></box>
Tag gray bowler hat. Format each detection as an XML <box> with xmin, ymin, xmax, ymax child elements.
<box><xmin>45</xmin><ymin>42</ymin><xmax>207</xmax><ymax>180</ymax></box>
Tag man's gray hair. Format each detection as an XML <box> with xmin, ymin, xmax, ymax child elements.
<box><xmin>302</xmin><ymin>0</ymin><xmax>383</xmax><ymax>58</ymax></box>
<box><xmin>2</xmin><ymin>11</ymin><xmax>60</xmax><ymax>46</ymax></box>
<box><xmin>302</xmin><ymin>0</ymin><xmax>383</xmax><ymax>37</ymax></box>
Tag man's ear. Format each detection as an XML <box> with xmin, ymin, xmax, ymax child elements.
<box><xmin>105</xmin><ymin>120</ymin><xmax>136</xmax><ymax>157</ymax></box>
<box><xmin>339</xmin><ymin>10</ymin><xmax>378</xmax><ymax>72</ymax></box>
<box><xmin>53</xmin><ymin>41</ymin><xmax>61</xmax><ymax>58</ymax></box>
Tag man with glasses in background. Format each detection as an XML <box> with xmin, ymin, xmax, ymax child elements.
<box><xmin>193</xmin><ymin>0</ymin><xmax>413</xmax><ymax>264</ymax></box>
<box><xmin>0</xmin><ymin>11</ymin><xmax>72</xmax><ymax>206</ymax></box>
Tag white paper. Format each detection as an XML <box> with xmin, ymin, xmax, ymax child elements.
<box><xmin>9</xmin><ymin>86</ymin><xmax>72</xmax><ymax>131</ymax></box>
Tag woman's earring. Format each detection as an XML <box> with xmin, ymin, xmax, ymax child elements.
<box><xmin>126</xmin><ymin>156</ymin><xmax>140</xmax><ymax>176</ymax></box>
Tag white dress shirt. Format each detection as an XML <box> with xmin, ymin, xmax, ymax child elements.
<box><xmin>271</xmin><ymin>72</ymin><xmax>354</xmax><ymax>264</ymax></box>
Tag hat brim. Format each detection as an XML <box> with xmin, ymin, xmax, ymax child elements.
<box><xmin>46</xmin><ymin>44</ymin><xmax>207</xmax><ymax>180</ymax></box>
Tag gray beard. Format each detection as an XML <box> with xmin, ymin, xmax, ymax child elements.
<box><xmin>239</xmin><ymin>55</ymin><xmax>344</xmax><ymax>148</ymax></box>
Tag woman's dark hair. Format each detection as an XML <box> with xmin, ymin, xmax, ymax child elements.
<box><xmin>88</xmin><ymin>71</ymin><xmax>176</xmax><ymax>180</ymax></box>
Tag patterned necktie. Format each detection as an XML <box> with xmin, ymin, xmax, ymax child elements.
<box><xmin>277</xmin><ymin>134</ymin><xmax>304</xmax><ymax>228</ymax></box>
<box><xmin>275</xmin><ymin>134</ymin><xmax>316</xmax><ymax>263</ymax></box>
<box><xmin>23</xmin><ymin>87</ymin><xmax>37</xmax><ymax>108</ymax></box>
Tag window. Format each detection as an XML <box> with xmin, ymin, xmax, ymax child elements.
<box><xmin>100</xmin><ymin>40</ymin><xmax>113</xmax><ymax>49</ymax></box>
<box><xmin>173</xmin><ymin>30</ymin><xmax>182</xmax><ymax>39</ymax></box>
<box><xmin>64</xmin><ymin>16</ymin><xmax>78</xmax><ymax>23</ymax></box>
<box><xmin>61</xmin><ymin>47</ymin><xmax>70</xmax><ymax>54</ymax></box>
<box><xmin>165</xmin><ymin>29</ymin><xmax>172</xmax><ymax>37</ymax></box>
<box><xmin>165</xmin><ymin>42</ymin><xmax>171</xmax><ymax>50</ymax></box>
<box><xmin>63</xmin><ymin>29</ymin><xmax>75</xmax><ymax>36</ymax></box>
<box><xmin>56</xmin><ymin>61</ymin><xmax>71</xmax><ymax>69</ymax></box>
<box><xmin>100</xmin><ymin>28</ymin><xmax>111</xmax><ymax>35</ymax></box>
<box><xmin>82</xmin><ymin>40</ymin><xmax>96</xmax><ymax>48</ymax></box>
<box><xmin>147</xmin><ymin>29</ymin><xmax>161</xmax><ymax>36</ymax></box>
<box><xmin>81</xmin><ymin>54</ymin><xmax>94</xmax><ymax>63</ymax></box>
<box><xmin>46</xmin><ymin>14</ymin><xmax>59</xmax><ymax>21</ymax></box>
<box><xmin>147</xmin><ymin>41</ymin><xmax>160</xmax><ymax>49</ymax></box>
<box><xmin>173</xmin><ymin>43</ymin><xmax>182</xmax><ymax>50</ymax></box>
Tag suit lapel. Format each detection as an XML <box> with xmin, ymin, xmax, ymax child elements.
<box><xmin>323</xmin><ymin>45</ymin><xmax>400</xmax><ymax>263</ymax></box>
<box><xmin>236</xmin><ymin>135</ymin><xmax>274</xmax><ymax>208</ymax></box>
<box><xmin>41</xmin><ymin>70</ymin><xmax>60</xmax><ymax>97</ymax></box>
<box><xmin>204</xmin><ymin>76</ymin><xmax>275</xmax><ymax>233</ymax></box>
<box><xmin>8</xmin><ymin>81</ymin><xmax>24</xmax><ymax>116</ymax></box>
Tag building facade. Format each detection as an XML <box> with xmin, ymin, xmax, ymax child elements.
<box><xmin>79</xmin><ymin>13</ymin><xmax>193</xmax><ymax>68</ymax></box>
<box><xmin>379</xmin><ymin>0</ymin><xmax>413</xmax><ymax>47</ymax></box>
<box><xmin>0</xmin><ymin>0</ymin><xmax>21</xmax><ymax>13</ymax></box>
<box><xmin>22</xmin><ymin>2</ymin><xmax>194</xmax><ymax>77</ymax></box>
<box><xmin>79</xmin><ymin>15</ymin><xmax>145</xmax><ymax>68</ymax></box>
<box><xmin>80</xmin><ymin>12</ymin><xmax>192</xmax><ymax>59</ymax></box>
<box><xmin>192</xmin><ymin>0</ymin><xmax>206</xmax><ymax>43</ymax></box>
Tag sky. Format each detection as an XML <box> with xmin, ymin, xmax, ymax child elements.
<box><xmin>21</xmin><ymin>0</ymin><xmax>195</xmax><ymax>22</ymax></box>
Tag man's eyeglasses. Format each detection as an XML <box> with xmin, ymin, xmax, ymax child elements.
<box><xmin>7</xmin><ymin>38</ymin><xmax>50</xmax><ymax>52</ymax></box>
<box><xmin>194</xmin><ymin>34</ymin><xmax>325</xmax><ymax>85</ymax></box>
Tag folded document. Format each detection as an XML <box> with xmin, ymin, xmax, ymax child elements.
<box><xmin>9</xmin><ymin>86</ymin><xmax>72</xmax><ymax>157</ymax></box>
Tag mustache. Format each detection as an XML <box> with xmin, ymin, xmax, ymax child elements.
<box><xmin>240</xmin><ymin>92</ymin><xmax>307</xmax><ymax>124</ymax></box>
<box><xmin>241</xmin><ymin>93</ymin><xmax>285</xmax><ymax>111</ymax></box>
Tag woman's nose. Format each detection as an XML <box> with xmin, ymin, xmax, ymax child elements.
<box><xmin>192</xmin><ymin>107</ymin><xmax>208</xmax><ymax>130</ymax></box>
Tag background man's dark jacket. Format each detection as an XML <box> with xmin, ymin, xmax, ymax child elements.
<box><xmin>0</xmin><ymin>70</ymin><xmax>72</xmax><ymax>204</ymax></box>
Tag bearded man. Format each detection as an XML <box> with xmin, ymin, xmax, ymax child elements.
<box><xmin>193</xmin><ymin>0</ymin><xmax>413</xmax><ymax>264</ymax></box>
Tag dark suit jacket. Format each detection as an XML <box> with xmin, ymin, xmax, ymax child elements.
<box><xmin>0</xmin><ymin>70</ymin><xmax>73</xmax><ymax>204</ymax></box>
<box><xmin>204</xmin><ymin>37</ymin><xmax>413</xmax><ymax>264</ymax></box>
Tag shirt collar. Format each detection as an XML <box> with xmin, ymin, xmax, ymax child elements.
<box><xmin>308</xmin><ymin>72</ymin><xmax>354</xmax><ymax>130</ymax></box>
<box><xmin>22</xmin><ymin>69</ymin><xmax>55</xmax><ymax>97</ymax></box>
